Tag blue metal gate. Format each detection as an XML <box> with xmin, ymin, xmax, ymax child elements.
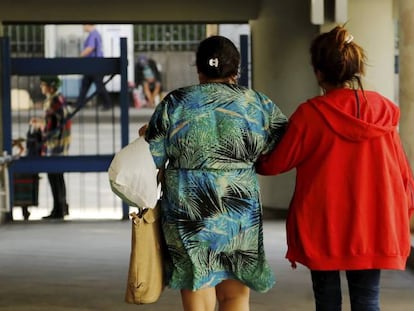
<box><xmin>1</xmin><ymin>37</ymin><xmax>130</xmax><ymax>220</ymax></box>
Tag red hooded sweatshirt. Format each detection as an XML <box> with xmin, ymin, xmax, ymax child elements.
<box><xmin>257</xmin><ymin>88</ymin><xmax>414</xmax><ymax>270</ymax></box>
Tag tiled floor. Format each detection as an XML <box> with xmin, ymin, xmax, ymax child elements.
<box><xmin>0</xmin><ymin>219</ymin><xmax>413</xmax><ymax>311</ymax></box>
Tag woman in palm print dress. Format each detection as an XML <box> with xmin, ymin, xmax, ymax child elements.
<box><xmin>145</xmin><ymin>35</ymin><xmax>287</xmax><ymax>311</ymax></box>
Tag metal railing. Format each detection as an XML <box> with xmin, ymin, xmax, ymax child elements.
<box><xmin>4</xmin><ymin>24</ymin><xmax>44</xmax><ymax>57</ymax></box>
<box><xmin>4</xmin><ymin>23</ymin><xmax>206</xmax><ymax>57</ymax></box>
<box><xmin>134</xmin><ymin>24</ymin><xmax>205</xmax><ymax>51</ymax></box>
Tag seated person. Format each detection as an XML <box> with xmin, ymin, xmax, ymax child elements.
<box><xmin>135</xmin><ymin>55</ymin><xmax>162</xmax><ymax>108</ymax></box>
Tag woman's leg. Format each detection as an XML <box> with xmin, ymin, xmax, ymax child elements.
<box><xmin>311</xmin><ymin>270</ymin><xmax>342</xmax><ymax>311</ymax></box>
<box><xmin>143</xmin><ymin>81</ymin><xmax>154</xmax><ymax>107</ymax></box>
<box><xmin>181</xmin><ymin>287</ymin><xmax>216</xmax><ymax>311</ymax></box>
<box><xmin>45</xmin><ymin>173</ymin><xmax>63</xmax><ymax>217</ymax></box>
<box><xmin>216</xmin><ymin>279</ymin><xmax>250</xmax><ymax>311</ymax></box>
<box><xmin>77</xmin><ymin>75</ymin><xmax>93</xmax><ymax>107</ymax></box>
<box><xmin>346</xmin><ymin>269</ymin><xmax>380</xmax><ymax>311</ymax></box>
<box><xmin>56</xmin><ymin>173</ymin><xmax>69</xmax><ymax>215</ymax></box>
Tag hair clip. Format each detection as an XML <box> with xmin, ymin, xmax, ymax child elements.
<box><xmin>345</xmin><ymin>34</ymin><xmax>354</xmax><ymax>44</ymax></box>
<box><xmin>209</xmin><ymin>58</ymin><xmax>219</xmax><ymax>67</ymax></box>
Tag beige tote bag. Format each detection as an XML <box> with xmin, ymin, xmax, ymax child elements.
<box><xmin>125</xmin><ymin>203</ymin><xmax>165</xmax><ymax>304</ymax></box>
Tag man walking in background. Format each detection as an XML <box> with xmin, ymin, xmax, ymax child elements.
<box><xmin>77</xmin><ymin>24</ymin><xmax>112</xmax><ymax>111</ymax></box>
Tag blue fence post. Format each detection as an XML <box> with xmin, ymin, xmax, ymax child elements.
<box><xmin>119</xmin><ymin>37</ymin><xmax>130</xmax><ymax>220</ymax></box>
<box><xmin>1</xmin><ymin>37</ymin><xmax>12</xmax><ymax>157</ymax></box>
<box><xmin>4</xmin><ymin>37</ymin><xmax>132</xmax><ymax>221</ymax></box>
<box><xmin>239</xmin><ymin>34</ymin><xmax>249</xmax><ymax>88</ymax></box>
<box><xmin>1</xmin><ymin>37</ymin><xmax>14</xmax><ymax>221</ymax></box>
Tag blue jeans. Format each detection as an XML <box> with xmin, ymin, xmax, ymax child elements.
<box><xmin>311</xmin><ymin>269</ymin><xmax>381</xmax><ymax>311</ymax></box>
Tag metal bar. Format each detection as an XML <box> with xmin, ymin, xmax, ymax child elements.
<box><xmin>11</xmin><ymin>57</ymin><xmax>120</xmax><ymax>75</ymax></box>
<box><xmin>1</xmin><ymin>38</ymin><xmax>13</xmax><ymax>156</ymax></box>
<box><xmin>119</xmin><ymin>37</ymin><xmax>130</xmax><ymax>220</ymax></box>
<box><xmin>1</xmin><ymin>38</ymin><xmax>15</xmax><ymax>220</ymax></box>
<box><xmin>23</xmin><ymin>25</ymin><xmax>28</xmax><ymax>54</ymax></box>
<box><xmin>185</xmin><ymin>25</ymin><xmax>190</xmax><ymax>50</ymax></box>
<box><xmin>119</xmin><ymin>38</ymin><xmax>129</xmax><ymax>149</ymax></box>
<box><xmin>239</xmin><ymin>34</ymin><xmax>249</xmax><ymax>87</ymax></box>
<box><xmin>15</xmin><ymin>26</ymin><xmax>20</xmax><ymax>54</ymax></box>
<box><xmin>11</xmin><ymin>155</ymin><xmax>114</xmax><ymax>173</ymax></box>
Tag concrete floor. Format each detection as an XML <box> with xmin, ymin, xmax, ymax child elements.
<box><xmin>0</xmin><ymin>218</ymin><xmax>413</xmax><ymax>311</ymax></box>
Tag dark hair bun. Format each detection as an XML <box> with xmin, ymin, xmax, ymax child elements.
<box><xmin>196</xmin><ymin>35</ymin><xmax>240</xmax><ymax>79</ymax></box>
<box><xmin>310</xmin><ymin>25</ymin><xmax>366</xmax><ymax>86</ymax></box>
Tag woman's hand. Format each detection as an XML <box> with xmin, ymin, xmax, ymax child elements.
<box><xmin>138</xmin><ymin>124</ymin><xmax>148</xmax><ymax>137</ymax></box>
<box><xmin>30</xmin><ymin>117</ymin><xmax>45</xmax><ymax>131</ymax></box>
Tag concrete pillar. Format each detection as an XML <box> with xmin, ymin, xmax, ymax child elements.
<box><xmin>347</xmin><ymin>0</ymin><xmax>395</xmax><ymax>99</ymax></box>
<box><xmin>250</xmin><ymin>0</ymin><xmax>319</xmax><ymax>209</ymax></box>
<box><xmin>398</xmin><ymin>0</ymin><xmax>414</xmax><ymax>231</ymax></box>
<box><xmin>318</xmin><ymin>1</ymin><xmax>395</xmax><ymax>100</ymax></box>
<box><xmin>0</xmin><ymin>22</ymin><xmax>3</xmax><ymax>152</ymax></box>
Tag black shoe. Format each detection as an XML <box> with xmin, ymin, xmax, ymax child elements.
<box><xmin>42</xmin><ymin>213</ymin><xmax>64</xmax><ymax>220</ymax></box>
<box><xmin>64</xmin><ymin>204</ymin><xmax>69</xmax><ymax>216</ymax></box>
<box><xmin>22</xmin><ymin>206</ymin><xmax>30</xmax><ymax>221</ymax></box>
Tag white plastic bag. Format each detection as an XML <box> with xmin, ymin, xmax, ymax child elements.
<box><xmin>108</xmin><ymin>137</ymin><xmax>158</xmax><ymax>208</ymax></box>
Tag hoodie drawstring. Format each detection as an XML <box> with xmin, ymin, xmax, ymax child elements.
<box><xmin>354</xmin><ymin>89</ymin><xmax>360</xmax><ymax>119</ymax></box>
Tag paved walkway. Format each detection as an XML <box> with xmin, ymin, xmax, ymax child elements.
<box><xmin>0</xmin><ymin>218</ymin><xmax>413</xmax><ymax>311</ymax></box>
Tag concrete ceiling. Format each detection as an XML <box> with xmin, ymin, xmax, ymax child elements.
<box><xmin>0</xmin><ymin>0</ymin><xmax>260</xmax><ymax>24</ymax></box>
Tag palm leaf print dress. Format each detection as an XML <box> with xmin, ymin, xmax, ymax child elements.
<box><xmin>145</xmin><ymin>83</ymin><xmax>287</xmax><ymax>292</ymax></box>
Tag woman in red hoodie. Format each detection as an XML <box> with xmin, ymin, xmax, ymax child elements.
<box><xmin>257</xmin><ymin>25</ymin><xmax>414</xmax><ymax>311</ymax></box>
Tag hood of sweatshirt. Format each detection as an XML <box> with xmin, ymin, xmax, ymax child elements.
<box><xmin>308</xmin><ymin>89</ymin><xmax>399</xmax><ymax>142</ymax></box>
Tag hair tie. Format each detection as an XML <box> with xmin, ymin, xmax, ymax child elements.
<box><xmin>208</xmin><ymin>58</ymin><xmax>219</xmax><ymax>67</ymax></box>
<box><xmin>345</xmin><ymin>34</ymin><xmax>354</xmax><ymax>44</ymax></box>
